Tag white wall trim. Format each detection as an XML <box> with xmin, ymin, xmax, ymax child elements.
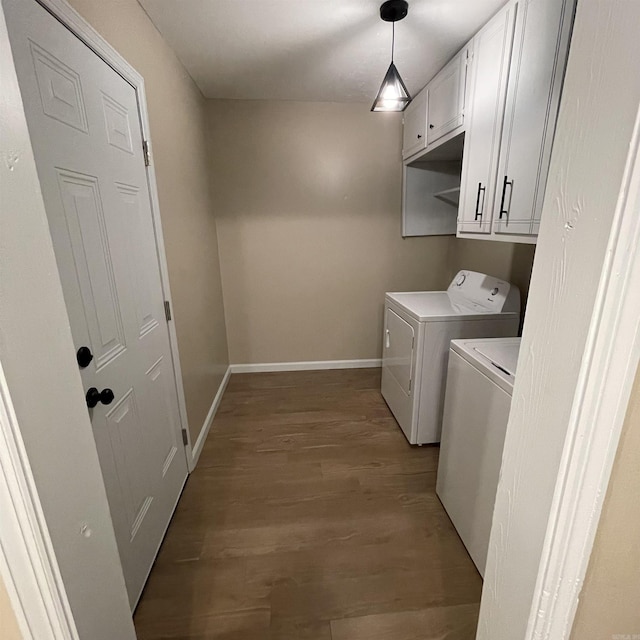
<box><xmin>526</xmin><ymin>106</ymin><xmax>640</xmax><ymax>640</ymax></box>
<box><xmin>0</xmin><ymin>361</ymin><xmax>79</xmax><ymax>640</ymax></box>
<box><xmin>229</xmin><ymin>359</ymin><xmax>382</xmax><ymax>374</ymax></box>
<box><xmin>190</xmin><ymin>367</ymin><xmax>232</xmax><ymax>468</ymax></box>
<box><xmin>33</xmin><ymin>0</ymin><xmax>193</xmax><ymax>467</ymax></box>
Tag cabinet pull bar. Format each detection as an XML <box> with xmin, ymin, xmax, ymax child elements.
<box><xmin>499</xmin><ymin>176</ymin><xmax>513</xmax><ymax>220</ymax></box>
<box><xmin>475</xmin><ymin>183</ymin><xmax>486</xmax><ymax>220</ymax></box>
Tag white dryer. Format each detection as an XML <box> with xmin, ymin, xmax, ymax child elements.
<box><xmin>436</xmin><ymin>337</ymin><xmax>521</xmax><ymax>577</ymax></box>
<box><xmin>381</xmin><ymin>271</ymin><xmax>520</xmax><ymax>445</ymax></box>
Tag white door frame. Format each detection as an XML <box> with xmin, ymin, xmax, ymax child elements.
<box><xmin>1</xmin><ymin>0</ymin><xmax>638</xmax><ymax>638</ymax></box>
<box><xmin>0</xmin><ymin>363</ymin><xmax>78</xmax><ymax>640</ymax></box>
<box><xmin>529</xmin><ymin>106</ymin><xmax>640</xmax><ymax>639</ymax></box>
<box><xmin>30</xmin><ymin>0</ymin><xmax>195</xmax><ymax>469</ymax></box>
<box><xmin>477</xmin><ymin>0</ymin><xmax>640</xmax><ymax>636</ymax></box>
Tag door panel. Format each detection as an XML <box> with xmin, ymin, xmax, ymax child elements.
<box><xmin>493</xmin><ymin>0</ymin><xmax>573</xmax><ymax>236</ymax></box>
<box><xmin>458</xmin><ymin>4</ymin><xmax>517</xmax><ymax>236</ymax></box>
<box><xmin>383</xmin><ymin>308</ymin><xmax>415</xmax><ymax>396</ymax></box>
<box><xmin>4</xmin><ymin>0</ymin><xmax>188</xmax><ymax>608</ymax></box>
<box><xmin>105</xmin><ymin>389</ymin><xmax>151</xmax><ymax>535</ymax></box>
<box><xmin>102</xmin><ymin>93</ymin><xmax>135</xmax><ymax>154</ymax></box>
<box><xmin>30</xmin><ymin>40</ymin><xmax>89</xmax><ymax>133</ymax></box>
<box><xmin>427</xmin><ymin>50</ymin><xmax>467</xmax><ymax>145</ymax></box>
<box><xmin>402</xmin><ymin>87</ymin><xmax>428</xmax><ymax>159</ymax></box>
<box><xmin>144</xmin><ymin>356</ymin><xmax>181</xmax><ymax>475</ymax></box>
<box><xmin>116</xmin><ymin>183</ymin><xmax>162</xmax><ymax>339</ymax></box>
<box><xmin>56</xmin><ymin>170</ymin><xmax>129</xmax><ymax>368</ymax></box>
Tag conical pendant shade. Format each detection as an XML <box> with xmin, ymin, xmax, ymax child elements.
<box><xmin>371</xmin><ymin>62</ymin><xmax>411</xmax><ymax>112</ymax></box>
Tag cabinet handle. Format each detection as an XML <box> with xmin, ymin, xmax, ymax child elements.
<box><xmin>474</xmin><ymin>182</ymin><xmax>486</xmax><ymax>221</ymax></box>
<box><xmin>499</xmin><ymin>176</ymin><xmax>513</xmax><ymax>220</ymax></box>
<box><xmin>385</xmin><ymin>329</ymin><xmax>390</xmax><ymax>349</ymax></box>
<box><xmin>417</xmin><ymin>134</ymin><xmax>422</xmax><ymax>139</ymax></box>
<box><xmin>429</xmin><ymin>124</ymin><xmax>434</xmax><ymax>129</ymax></box>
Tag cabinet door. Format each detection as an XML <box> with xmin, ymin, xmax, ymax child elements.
<box><xmin>426</xmin><ymin>48</ymin><xmax>468</xmax><ymax>146</ymax></box>
<box><xmin>458</xmin><ymin>4</ymin><xmax>517</xmax><ymax>236</ymax></box>
<box><xmin>492</xmin><ymin>0</ymin><xmax>574</xmax><ymax>237</ymax></box>
<box><xmin>402</xmin><ymin>87</ymin><xmax>428</xmax><ymax>159</ymax></box>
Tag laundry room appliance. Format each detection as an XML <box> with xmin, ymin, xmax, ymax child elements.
<box><xmin>381</xmin><ymin>270</ymin><xmax>520</xmax><ymax>445</ymax></box>
<box><xmin>436</xmin><ymin>337</ymin><xmax>521</xmax><ymax>577</ymax></box>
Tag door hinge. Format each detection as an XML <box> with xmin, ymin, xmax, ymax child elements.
<box><xmin>181</xmin><ymin>429</ymin><xmax>188</xmax><ymax>446</ymax></box>
<box><xmin>142</xmin><ymin>140</ymin><xmax>150</xmax><ymax>166</ymax></box>
<box><xmin>164</xmin><ymin>300</ymin><xmax>172</xmax><ymax>322</ymax></box>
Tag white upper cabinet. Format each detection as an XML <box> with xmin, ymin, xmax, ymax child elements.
<box><xmin>426</xmin><ymin>47</ymin><xmax>470</xmax><ymax>147</ymax></box>
<box><xmin>457</xmin><ymin>0</ymin><xmax>575</xmax><ymax>242</ymax></box>
<box><xmin>458</xmin><ymin>3</ymin><xmax>517</xmax><ymax>236</ymax></box>
<box><xmin>402</xmin><ymin>87</ymin><xmax>428</xmax><ymax>160</ymax></box>
<box><xmin>491</xmin><ymin>0</ymin><xmax>574</xmax><ymax>239</ymax></box>
<box><xmin>401</xmin><ymin>0</ymin><xmax>574</xmax><ymax>240</ymax></box>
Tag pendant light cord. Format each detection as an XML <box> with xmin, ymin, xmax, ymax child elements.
<box><xmin>391</xmin><ymin>21</ymin><xmax>395</xmax><ymax>63</ymax></box>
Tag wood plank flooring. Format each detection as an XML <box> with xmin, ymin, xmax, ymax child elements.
<box><xmin>134</xmin><ymin>369</ymin><xmax>482</xmax><ymax>639</ymax></box>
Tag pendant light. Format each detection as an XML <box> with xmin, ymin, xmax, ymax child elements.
<box><xmin>371</xmin><ymin>0</ymin><xmax>411</xmax><ymax>112</ymax></box>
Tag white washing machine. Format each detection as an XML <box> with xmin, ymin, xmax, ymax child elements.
<box><xmin>381</xmin><ymin>270</ymin><xmax>520</xmax><ymax>445</ymax></box>
<box><xmin>436</xmin><ymin>337</ymin><xmax>521</xmax><ymax>577</ymax></box>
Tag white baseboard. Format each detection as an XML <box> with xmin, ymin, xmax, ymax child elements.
<box><xmin>190</xmin><ymin>366</ymin><xmax>231</xmax><ymax>469</ymax></box>
<box><xmin>229</xmin><ymin>359</ymin><xmax>382</xmax><ymax>374</ymax></box>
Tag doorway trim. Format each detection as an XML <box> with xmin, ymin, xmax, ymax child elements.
<box><xmin>0</xmin><ymin>362</ymin><xmax>78</xmax><ymax>640</ymax></box>
<box><xmin>528</xmin><ymin>107</ymin><xmax>640</xmax><ymax>638</ymax></box>
<box><xmin>476</xmin><ymin>0</ymin><xmax>640</xmax><ymax>635</ymax></box>
<box><xmin>33</xmin><ymin>0</ymin><xmax>195</xmax><ymax>470</ymax></box>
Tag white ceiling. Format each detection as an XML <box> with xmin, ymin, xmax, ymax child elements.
<box><xmin>138</xmin><ymin>0</ymin><xmax>506</xmax><ymax>103</ymax></box>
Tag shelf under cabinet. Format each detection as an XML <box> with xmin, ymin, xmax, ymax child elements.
<box><xmin>433</xmin><ymin>186</ymin><xmax>461</xmax><ymax>207</ymax></box>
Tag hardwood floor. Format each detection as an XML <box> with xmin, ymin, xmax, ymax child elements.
<box><xmin>134</xmin><ymin>369</ymin><xmax>482</xmax><ymax>639</ymax></box>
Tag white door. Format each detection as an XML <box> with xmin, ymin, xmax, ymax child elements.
<box><xmin>457</xmin><ymin>3</ymin><xmax>517</xmax><ymax>236</ymax></box>
<box><xmin>426</xmin><ymin>48</ymin><xmax>467</xmax><ymax>145</ymax></box>
<box><xmin>4</xmin><ymin>0</ymin><xmax>188</xmax><ymax>608</ymax></box>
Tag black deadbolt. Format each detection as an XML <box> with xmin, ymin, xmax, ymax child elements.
<box><xmin>76</xmin><ymin>346</ymin><xmax>94</xmax><ymax>368</ymax></box>
<box><xmin>86</xmin><ymin>387</ymin><xmax>115</xmax><ymax>409</ymax></box>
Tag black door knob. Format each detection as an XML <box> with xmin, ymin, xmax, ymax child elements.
<box><xmin>76</xmin><ymin>346</ymin><xmax>94</xmax><ymax>368</ymax></box>
<box><xmin>86</xmin><ymin>387</ymin><xmax>115</xmax><ymax>409</ymax></box>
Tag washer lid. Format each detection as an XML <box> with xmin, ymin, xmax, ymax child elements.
<box><xmin>450</xmin><ymin>337</ymin><xmax>522</xmax><ymax>395</ymax></box>
<box><xmin>473</xmin><ymin>341</ymin><xmax>520</xmax><ymax>377</ymax></box>
<box><xmin>385</xmin><ymin>291</ymin><xmax>520</xmax><ymax>322</ymax></box>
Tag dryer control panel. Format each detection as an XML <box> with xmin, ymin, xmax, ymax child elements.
<box><xmin>447</xmin><ymin>271</ymin><xmax>520</xmax><ymax>313</ymax></box>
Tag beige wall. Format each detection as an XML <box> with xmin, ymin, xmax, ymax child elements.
<box><xmin>570</xmin><ymin>366</ymin><xmax>640</xmax><ymax>639</ymax></box>
<box><xmin>448</xmin><ymin>238</ymin><xmax>536</xmax><ymax>313</ymax></box>
<box><xmin>67</xmin><ymin>0</ymin><xmax>228</xmax><ymax>440</ymax></box>
<box><xmin>0</xmin><ymin>576</ymin><xmax>22</xmax><ymax>640</ymax></box>
<box><xmin>207</xmin><ymin>99</ymin><xmax>452</xmax><ymax>364</ymax></box>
